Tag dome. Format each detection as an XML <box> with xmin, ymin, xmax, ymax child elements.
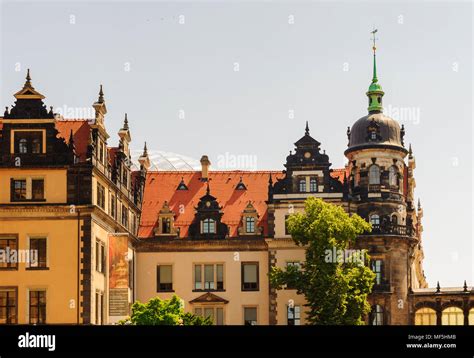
<box><xmin>345</xmin><ymin>112</ymin><xmax>407</xmax><ymax>155</ymax></box>
<box><xmin>130</xmin><ymin>150</ymin><xmax>201</xmax><ymax>171</ymax></box>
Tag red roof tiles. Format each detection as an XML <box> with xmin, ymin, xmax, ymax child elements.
<box><xmin>139</xmin><ymin>171</ymin><xmax>285</xmax><ymax>239</ymax></box>
<box><xmin>55</xmin><ymin>120</ymin><xmax>91</xmax><ymax>161</ymax></box>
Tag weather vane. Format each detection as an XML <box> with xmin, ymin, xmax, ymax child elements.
<box><xmin>371</xmin><ymin>28</ymin><xmax>378</xmax><ymax>54</ymax></box>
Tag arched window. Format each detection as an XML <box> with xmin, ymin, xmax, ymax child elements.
<box><xmin>391</xmin><ymin>215</ymin><xmax>398</xmax><ymax>225</ymax></box>
<box><xmin>245</xmin><ymin>217</ymin><xmax>255</xmax><ymax>233</ymax></box>
<box><xmin>370</xmin><ymin>214</ymin><xmax>380</xmax><ymax>226</ymax></box>
<box><xmin>370</xmin><ymin>305</ymin><xmax>384</xmax><ymax>325</ymax></box>
<box><xmin>442</xmin><ymin>307</ymin><xmax>464</xmax><ymax>325</ymax></box>
<box><xmin>309</xmin><ymin>177</ymin><xmax>318</xmax><ymax>192</ymax></box>
<box><xmin>369</xmin><ymin>165</ymin><xmax>380</xmax><ymax>185</ymax></box>
<box><xmin>32</xmin><ymin>138</ymin><xmax>41</xmax><ymax>154</ymax></box>
<box><xmin>415</xmin><ymin>308</ymin><xmax>437</xmax><ymax>325</ymax></box>
<box><xmin>202</xmin><ymin>218</ymin><xmax>216</xmax><ymax>234</ymax></box>
<box><xmin>299</xmin><ymin>179</ymin><xmax>306</xmax><ymax>193</ymax></box>
<box><xmin>389</xmin><ymin>166</ymin><xmax>397</xmax><ymax>186</ymax></box>
<box><xmin>19</xmin><ymin>138</ymin><xmax>28</xmax><ymax>153</ymax></box>
<box><xmin>162</xmin><ymin>218</ymin><xmax>171</xmax><ymax>234</ymax></box>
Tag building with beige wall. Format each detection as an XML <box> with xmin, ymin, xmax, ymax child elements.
<box><xmin>0</xmin><ymin>71</ymin><xmax>145</xmax><ymax>324</ymax></box>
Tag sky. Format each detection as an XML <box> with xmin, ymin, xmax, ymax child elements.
<box><xmin>1</xmin><ymin>0</ymin><xmax>472</xmax><ymax>287</ymax></box>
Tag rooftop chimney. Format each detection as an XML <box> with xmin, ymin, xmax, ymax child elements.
<box><xmin>200</xmin><ymin>155</ymin><xmax>211</xmax><ymax>181</ymax></box>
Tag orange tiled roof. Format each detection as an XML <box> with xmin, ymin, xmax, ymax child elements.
<box><xmin>330</xmin><ymin>167</ymin><xmax>349</xmax><ymax>184</ymax></box>
<box><xmin>55</xmin><ymin>120</ymin><xmax>91</xmax><ymax>161</ymax></box>
<box><xmin>139</xmin><ymin>171</ymin><xmax>285</xmax><ymax>239</ymax></box>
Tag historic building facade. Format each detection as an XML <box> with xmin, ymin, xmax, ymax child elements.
<box><xmin>0</xmin><ymin>71</ymin><xmax>145</xmax><ymax>324</ymax></box>
<box><xmin>1</xmin><ymin>40</ymin><xmax>473</xmax><ymax>326</ymax></box>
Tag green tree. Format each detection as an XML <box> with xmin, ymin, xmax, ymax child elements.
<box><xmin>269</xmin><ymin>197</ymin><xmax>375</xmax><ymax>325</ymax></box>
<box><xmin>118</xmin><ymin>295</ymin><xmax>212</xmax><ymax>325</ymax></box>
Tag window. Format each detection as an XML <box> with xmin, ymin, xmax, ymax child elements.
<box><xmin>371</xmin><ymin>259</ymin><xmax>383</xmax><ymax>285</ymax></box>
<box><xmin>99</xmin><ymin>142</ymin><xmax>104</xmax><ymax>164</ymax></box>
<box><xmin>14</xmin><ymin>131</ymin><xmax>43</xmax><ymax>154</ymax></box>
<box><xmin>95</xmin><ymin>291</ymin><xmax>104</xmax><ymax>325</ymax></box>
<box><xmin>0</xmin><ymin>288</ymin><xmax>17</xmax><ymax>324</ymax></box>
<box><xmin>122</xmin><ymin>205</ymin><xmax>129</xmax><ymax>228</ymax></box>
<box><xmin>442</xmin><ymin>307</ymin><xmax>464</xmax><ymax>325</ymax></box>
<box><xmin>202</xmin><ymin>218</ymin><xmax>216</xmax><ymax>234</ymax></box>
<box><xmin>245</xmin><ymin>217</ymin><xmax>255</xmax><ymax>233</ymax></box>
<box><xmin>242</xmin><ymin>263</ymin><xmax>259</xmax><ymax>291</ymax></box>
<box><xmin>122</xmin><ymin>167</ymin><xmax>128</xmax><ymax>187</ymax></box>
<box><xmin>370</xmin><ymin>305</ymin><xmax>384</xmax><ymax>325</ymax></box>
<box><xmin>29</xmin><ymin>290</ymin><xmax>46</xmax><ymax>324</ymax></box>
<box><xmin>128</xmin><ymin>258</ymin><xmax>134</xmax><ymax>290</ymax></box>
<box><xmin>194</xmin><ymin>307</ymin><xmax>224</xmax><ymax>325</ymax></box>
<box><xmin>285</xmin><ymin>215</ymin><xmax>290</xmax><ymax>235</ymax></box>
<box><xmin>11</xmin><ymin>179</ymin><xmax>26</xmax><ymax>201</ymax></box>
<box><xmin>0</xmin><ymin>238</ymin><xmax>18</xmax><ymax>269</ymax></box>
<box><xmin>389</xmin><ymin>166</ymin><xmax>397</xmax><ymax>186</ymax></box>
<box><xmin>287</xmin><ymin>305</ymin><xmax>301</xmax><ymax>325</ymax></box>
<box><xmin>309</xmin><ymin>177</ymin><xmax>318</xmax><ymax>192</ymax></box>
<box><xmin>162</xmin><ymin>218</ymin><xmax>171</xmax><ymax>234</ymax></box>
<box><xmin>370</xmin><ymin>214</ymin><xmax>380</xmax><ymax>226</ymax></box>
<box><xmin>31</xmin><ymin>179</ymin><xmax>44</xmax><ymax>200</ymax></box>
<box><xmin>286</xmin><ymin>261</ymin><xmax>301</xmax><ymax>289</ymax></box>
<box><xmin>96</xmin><ymin>183</ymin><xmax>105</xmax><ymax>209</ymax></box>
<box><xmin>415</xmin><ymin>308</ymin><xmax>437</xmax><ymax>326</ymax></box>
<box><xmin>29</xmin><ymin>238</ymin><xmax>47</xmax><ymax>268</ymax></box>
<box><xmin>194</xmin><ymin>264</ymin><xmax>224</xmax><ymax>290</ymax></box>
<box><xmin>95</xmin><ymin>241</ymin><xmax>105</xmax><ymax>274</ymax></box>
<box><xmin>244</xmin><ymin>307</ymin><xmax>257</xmax><ymax>326</ymax></box>
<box><xmin>368</xmin><ymin>165</ymin><xmax>380</xmax><ymax>185</ymax></box>
<box><xmin>391</xmin><ymin>215</ymin><xmax>398</xmax><ymax>225</ymax></box>
<box><xmin>298</xmin><ymin>178</ymin><xmax>306</xmax><ymax>192</ymax></box>
<box><xmin>110</xmin><ymin>195</ymin><xmax>116</xmax><ymax>219</ymax></box>
<box><xmin>370</xmin><ymin>131</ymin><xmax>377</xmax><ymax>140</ymax></box>
<box><xmin>157</xmin><ymin>265</ymin><xmax>173</xmax><ymax>292</ymax></box>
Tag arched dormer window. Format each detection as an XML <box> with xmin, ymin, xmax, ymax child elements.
<box><xmin>370</xmin><ymin>214</ymin><xmax>380</xmax><ymax>226</ymax></box>
<box><xmin>245</xmin><ymin>217</ymin><xmax>255</xmax><ymax>233</ymax></box>
<box><xmin>202</xmin><ymin>218</ymin><xmax>216</xmax><ymax>234</ymax></box>
<box><xmin>19</xmin><ymin>138</ymin><xmax>28</xmax><ymax>153</ymax></box>
<box><xmin>309</xmin><ymin>177</ymin><xmax>318</xmax><ymax>192</ymax></box>
<box><xmin>389</xmin><ymin>166</ymin><xmax>397</xmax><ymax>186</ymax></box>
<box><xmin>368</xmin><ymin>165</ymin><xmax>380</xmax><ymax>185</ymax></box>
<box><xmin>162</xmin><ymin>217</ymin><xmax>171</xmax><ymax>234</ymax></box>
<box><xmin>299</xmin><ymin>179</ymin><xmax>306</xmax><ymax>193</ymax></box>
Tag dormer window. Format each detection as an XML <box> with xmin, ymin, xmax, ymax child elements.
<box><xmin>299</xmin><ymin>179</ymin><xmax>306</xmax><ymax>193</ymax></box>
<box><xmin>155</xmin><ymin>201</ymin><xmax>177</xmax><ymax>237</ymax></box>
<box><xmin>202</xmin><ymin>218</ymin><xmax>216</xmax><ymax>234</ymax></box>
<box><xmin>245</xmin><ymin>217</ymin><xmax>255</xmax><ymax>233</ymax></box>
<box><xmin>370</xmin><ymin>131</ymin><xmax>377</xmax><ymax>140</ymax></box>
<box><xmin>176</xmin><ymin>177</ymin><xmax>188</xmax><ymax>190</ymax></box>
<box><xmin>235</xmin><ymin>177</ymin><xmax>247</xmax><ymax>190</ymax></box>
<box><xmin>309</xmin><ymin>177</ymin><xmax>318</xmax><ymax>192</ymax></box>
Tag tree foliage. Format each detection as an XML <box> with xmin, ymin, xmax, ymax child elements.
<box><xmin>269</xmin><ymin>197</ymin><xmax>375</xmax><ymax>325</ymax></box>
<box><xmin>118</xmin><ymin>295</ymin><xmax>212</xmax><ymax>325</ymax></box>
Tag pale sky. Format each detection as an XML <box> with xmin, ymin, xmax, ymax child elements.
<box><xmin>1</xmin><ymin>0</ymin><xmax>472</xmax><ymax>287</ymax></box>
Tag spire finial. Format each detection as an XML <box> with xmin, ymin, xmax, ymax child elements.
<box><xmin>371</xmin><ymin>28</ymin><xmax>378</xmax><ymax>83</ymax></box>
<box><xmin>268</xmin><ymin>173</ymin><xmax>273</xmax><ymax>185</ymax></box>
<box><xmin>436</xmin><ymin>281</ymin><xmax>441</xmax><ymax>293</ymax></box>
<box><xmin>408</xmin><ymin>143</ymin><xmax>413</xmax><ymax>158</ymax></box>
<box><xmin>24</xmin><ymin>68</ymin><xmax>34</xmax><ymax>89</ymax></box>
<box><xmin>463</xmin><ymin>280</ymin><xmax>468</xmax><ymax>292</ymax></box>
<box><xmin>417</xmin><ymin>198</ymin><xmax>421</xmax><ymax>211</ymax></box>
<box><xmin>143</xmin><ymin>141</ymin><xmax>148</xmax><ymax>156</ymax></box>
<box><xmin>98</xmin><ymin>84</ymin><xmax>104</xmax><ymax>103</ymax></box>
<box><xmin>367</xmin><ymin>29</ymin><xmax>384</xmax><ymax>113</ymax></box>
<box><xmin>305</xmin><ymin>121</ymin><xmax>309</xmax><ymax>136</ymax></box>
<box><xmin>123</xmin><ymin>113</ymin><xmax>129</xmax><ymax>130</ymax></box>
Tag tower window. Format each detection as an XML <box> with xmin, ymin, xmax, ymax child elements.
<box><xmin>309</xmin><ymin>177</ymin><xmax>318</xmax><ymax>192</ymax></box>
<box><xmin>370</xmin><ymin>214</ymin><xmax>380</xmax><ymax>226</ymax></box>
<box><xmin>371</xmin><ymin>259</ymin><xmax>383</xmax><ymax>285</ymax></box>
<box><xmin>391</xmin><ymin>215</ymin><xmax>398</xmax><ymax>225</ymax></box>
<box><xmin>299</xmin><ymin>179</ymin><xmax>306</xmax><ymax>193</ymax></box>
<box><xmin>389</xmin><ymin>166</ymin><xmax>397</xmax><ymax>186</ymax></box>
<box><xmin>370</xmin><ymin>131</ymin><xmax>377</xmax><ymax>140</ymax></box>
<box><xmin>202</xmin><ymin>218</ymin><xmax>216</xmax><ymax>234</ymax></box>
<box><xmin>368</xmin><ymin>165</ymin><xmax>380</xmax><ymax>185</ymax></box>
